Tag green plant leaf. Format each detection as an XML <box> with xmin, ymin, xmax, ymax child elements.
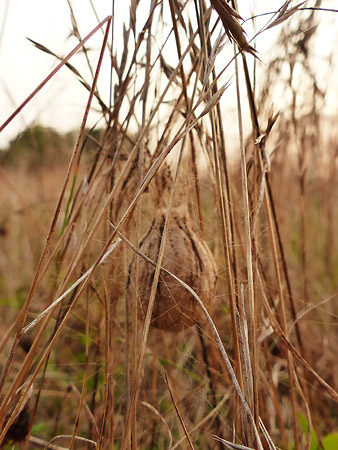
<box><xmin>322</xmin><ymin>433</ymin><xmax>338</xmax><ymax>450</ymax></box>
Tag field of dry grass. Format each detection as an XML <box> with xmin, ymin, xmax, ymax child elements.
<box><xmin>0</xmin><ymin>1</ymin><xmax>337</xmax><ymax>449</ymax></box>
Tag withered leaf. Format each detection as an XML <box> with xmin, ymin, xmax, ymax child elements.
<box><xmin>209</xmin><ymin>0</ymin><xmax>258</xmax><ymax>58</ymax></box>
<box><xmin>266</xmin><ymin>1</ymin><xmax>306</xmax><ymax>30</ymax></box>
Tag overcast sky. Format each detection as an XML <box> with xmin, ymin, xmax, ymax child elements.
<box><xmin>0</xmin><ymin>1</ymin><xmax>337</xmax><ymax>148</ymax></box>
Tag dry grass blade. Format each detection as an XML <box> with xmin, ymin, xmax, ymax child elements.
<box><xmin>141</xmin><ymin>402</ymin><xmax>173</xmax><ymax>448</ymax></box>
<box><xmin>199</xmin><ymin>82</ymin><xmax>229</xmax><ymax>118</ymax></box>
<box><xmin>259</xmin><ymin>272</ymin><xmax>338</xmax><ymax>402</ymax></box>
<box><xmin>209</xmin><ymin>0</ymin><xmax>258</xmax><ymax>56</ymax></box>
<box><xmin>173</xmin><ymin>0</ymin><xmax>187</xmax><ymax>32</ymax></box>
<box><xmin>212</xmin><ymin>435</ymin><xmax>255</xmax><ymax>449</ymax></box>
<box><xmin>203</xmin><ymin>31</ymin><xmax>226</xmax><ymax>84</ymax></box>
<box><xmin>258</xmin><ymin>419</ymin><xmax>278</xmax><ymax>450</ymax></box>
<box><xmin>251</xmin><ymin>165</ymin><xmax>267</xmax><ymax>236</ymax></box>
<box><xmin>266</xmin><ymin>1</ymin><xmax>307</xmax><ymax>30</ymax></box>
<box><xmin>0</xmin><ymin>15</ymin><xmax>112</xmax><ymax>133</ymax></box>
<box><xmin>237</xmin><ymin>286</ymin><xmax>253</xmax><ymax>403</ymax></box>
<box><xmin>234</xmin><ymin>40</ymin><xmax>257</xmax><ymax>444</ymax></box>
<box><xmin>22</xmin><ymin>239</ymin><xmax>121</xmax><ymax>335</ymax></box>
<box><xmin>289</xmin><ymin>294</ymin><xmax>337</xmax><ymax>332</ymax></box>
<box><xmin>25</xmin><ymin>39</ymin><xmax>83</xmax><ymax>79</ymax></box>
<box><xmin>26</xmin><ymin>38</ymin><xmax>108</xmax><ymax>114</ymax></box>
<box><xmin>160</xmin><ymin>54</ymin><xmax>177</xmax><ymax>81</ymax></box>
<box><xmin>69</xmin><ymin>384</ymin><xmax>99</xmax><ymax>437</ymax></box>
<box><xmin>45</xmin><ymin>435</ymin><xmax>97</xmax><ymax>449</ymax></box>
<box><xmin>170</xmin><ymin>392</ymin><xmax>231</xmax><ymax>450</ymax></box>
<box><xmin>165</xmin><ymin>372</ymin><xmax>196</xmax><ymax>450</ymax></box>
<box><xmin>69</xmin><ymin>302</ymin><xmax>92</xmax><ymax>450</ymax></box>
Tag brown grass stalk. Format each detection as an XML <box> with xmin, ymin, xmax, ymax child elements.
<box><xmin>0</xmin><ymin>20</ymin><xmax>112</xmax><ymax>441</ymax></box>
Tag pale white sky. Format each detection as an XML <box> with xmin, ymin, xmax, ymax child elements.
<box><xmin>0</xmin><ymin>1</ymin><xmax>337</xmax><ymax>148</ymax></box>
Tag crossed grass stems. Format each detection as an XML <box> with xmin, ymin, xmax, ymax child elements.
<box><xmin>0</xmin><ymin>1</ymin><xmax>338</xmax><ymax>449</ymax></box>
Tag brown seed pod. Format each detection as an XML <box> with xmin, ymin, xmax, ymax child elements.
<box><xmin>128</xmin><ymin>165</ymin><xmax>217</xmax><ymax>332</ymax></box>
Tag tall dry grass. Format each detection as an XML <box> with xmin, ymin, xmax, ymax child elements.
<box><xmin>0</xmin><ymin>1</ymin><xmax>337</xmax><ymax>449</ymax></box>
